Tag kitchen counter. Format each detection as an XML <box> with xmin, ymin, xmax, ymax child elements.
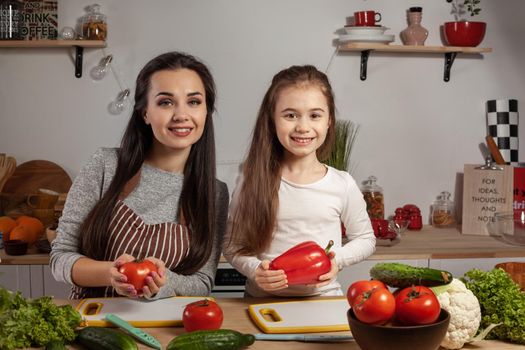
<box><xmin>34</xmin><ymin>297</ymin><xmax>522</xmax><ymax>350</ymax></box>
<box><xmin>2</xmin><ymin>226</ymin><xmax>524</xmax><ymax>265</ymax></box>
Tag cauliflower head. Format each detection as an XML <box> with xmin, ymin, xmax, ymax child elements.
<box><xmin>433</xmin><ymin>278</ymin><xmax>481</xmax><ymax>349</ymax></box>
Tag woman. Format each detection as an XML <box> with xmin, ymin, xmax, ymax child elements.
<box><xmin>50</xmin><ymin>52</ymin><xmax>229</xmax><ymax>299</ymax></box>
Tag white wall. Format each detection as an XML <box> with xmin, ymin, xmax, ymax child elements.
<box><xmin>1</xmin><ymin>0</ymin><xmax>524</xmax><ymax>220</ymax></box>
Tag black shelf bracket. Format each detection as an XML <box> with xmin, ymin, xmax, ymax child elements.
<box><xmin>74</xmin><ymin>46</ymin><xmax>84</xmax><ymax>78</ymax></box>
<box><xmin>443</xmin><ymin>52</ymin><xmax>457</xmax><ymax>82</ymax></box>
<box><xmin>360</xmin><ymin>50</ymin><xmax>371</xmax><ymax>81</ymax></box>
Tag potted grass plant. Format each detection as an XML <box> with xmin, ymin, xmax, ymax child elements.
<box><xmin>325</xmin><ymin>119</ymin><xmax>360</xmax><ymax>238</ymax></box>
<box><xmin>444</xmin><ymin>0</ymin><xmax>486</xmax><ymax>47</ymax></box>
<box><xmin>325</xmin><ymin>119</ymin><xmax>360</xmax><ymax>173</ymax></box>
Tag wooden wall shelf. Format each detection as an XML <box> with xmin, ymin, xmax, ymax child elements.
<box><xmin>0</xmin><ymin>40</ymin><xmax>107</xmax><ymax>78</ymax></box>
<box><xmin>337</xmin><ymin>43</ymin><xmax>492</xmax><ymax>82</ymax></box>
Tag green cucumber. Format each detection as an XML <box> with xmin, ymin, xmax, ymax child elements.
<box><xmin>167</xmin><ymin>329</ymin><xmax>255</xmax><ymax>350</ymax></box>
<box><xmin>76</xmin><ymin>326</ymin><xmax>138</xmax><ymax>350</ymax></box>
<box><xmin>370</xmin><ymin>262</ymin><xmax>453</xmax><ymax>288</ymax></box>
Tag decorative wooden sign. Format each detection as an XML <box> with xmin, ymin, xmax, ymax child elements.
<box><xmin>462</xmin><ymin>164</ymin><xmax>513</xmax><ymax>235</ymax></box>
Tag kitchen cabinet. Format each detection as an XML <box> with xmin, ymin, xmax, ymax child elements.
<box><xmin>0</xmin><ymin>39</ymin><xmax>106</xmax><ymax>78</ymax></box>
<box><xmin>2</xmin><ymin>226</ymin><xmax>524</xmax><ymax>298</ymax></box>
<box><xmin>0</xmin><ymin>264</ymin><xmax>69</xmax><ymax>298</ymax></box>
<box><xmin>0</xmin><ymin>265</ymin><xmax>31</xmax><ymax>298</ymax></box>
<box><xmin>337</xmin><ymin>43</ymin><xmax>492</xmax><ymax>81</ymax></box>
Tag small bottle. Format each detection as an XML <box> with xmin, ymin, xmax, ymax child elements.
<box><xmin>361</xmin><ymin>176</ymin><xmax>385</xmax><ymax>219</ymax></box>
<box><xmin>400</xmin><ymin>7</ymin><xmax>428</xmax><ymax>46</ymax></box>
<box><xmin>0</xmin><ymin>0</ymin><xmax>23</xmax><ymax>40</ymax></box>
<box><xmin>81</xmin><ymin>4</ymin><xmax>107</xmax><ymax>40</ymax></box>
<box><xmin>431</xmin><ymin>191</ymin><xmax>456</xmax><ymax>228</ymax></box>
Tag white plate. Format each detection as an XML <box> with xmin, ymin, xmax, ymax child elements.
<box><xmin>343</xmin><ymin>26</ymin><xmax>389</xmax><ymax>35</ymax></box>
<box><xmin>338</xmin><ymin>33</ymin><xmax>395</xmax><ymax>44</ymax></box>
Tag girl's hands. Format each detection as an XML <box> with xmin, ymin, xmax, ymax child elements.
<box><xmin>110</xmin><ymin>254</ymin><xmax>137</xmax><ymax>298</ymax></box>
<box><xmin>255</xmin><ymin>260</ymin><xmax>288</xmax><ymax>292</ymax></box>
<box><xmin>141</xmin><ymin>257</ymin><xmax>166</xmax><ymax>298</ymax></box>
<box><xmin>309</xmin><ymin>251</ymin><xmax>339</xmax><ymax>288</ymax></box>
<box><xmin>109</xmin><ymin>255</ymin><xmax>166</xmax><ymax>298</ymax></box>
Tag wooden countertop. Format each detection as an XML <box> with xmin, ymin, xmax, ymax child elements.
<box><xmin>2</xmin><ymin>226</ymin><xmax>524</xmax><ymax>265</ymax></box>
<box><xmin>41</xmin><ymin>297</ymin><xmax>521</xmax><ymax>350</ymax></box>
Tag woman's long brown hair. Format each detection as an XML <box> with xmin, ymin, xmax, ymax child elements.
<box><xmin>229</xmin><ymin>65</ymin><xmax>336</xmax><ymax>256</ymax></box>
<box><xmin>79</xmin><ymin>52</ymin><xmax>217</xmax><ymax>274</ymax></box>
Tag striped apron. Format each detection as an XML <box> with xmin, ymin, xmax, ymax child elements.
<box><xmin>70</xmin><ymin>170</ymin><xmax>190</xmax><ymax>298</ymax></box>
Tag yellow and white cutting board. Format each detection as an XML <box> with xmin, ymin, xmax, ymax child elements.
<box><xmin>248</xmin><ymin>298</ymin><xmax>350</xmax><ymax>334</ymax></box>
<box><xmin>77</xmin><ymin>296</ymin><xmax>209</xmax><ymax>327</ymax></box>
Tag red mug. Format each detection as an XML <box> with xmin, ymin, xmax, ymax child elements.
<box><xmin>354</xmin><ymin>11</ymin><xmax>382</xmax><ymax>26</ymax></box>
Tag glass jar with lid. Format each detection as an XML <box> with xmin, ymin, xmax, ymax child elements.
<box><xmin>81</xmin><ymin>4</ymin><xmax>107</xmax><ymax>40</ymax></box>
<box><xmin>431</xmin><ymin>191</ymin><xmax>456</xmax><ymax>228</ymax></box>
<box><xmin>361</xmin><ymin>175</ymin><xmax>385</xmax><ymax>219</ymax></box>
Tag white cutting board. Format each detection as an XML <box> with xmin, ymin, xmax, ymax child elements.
<box><xmin>77</xmin><ymin>296</ymin><xmax>209</xmax><ymax>327</ymax></box>
<box><xmin>248</xmin><ymin>298</ymin><xmax>350</xmax><ymax>333</ymax></box>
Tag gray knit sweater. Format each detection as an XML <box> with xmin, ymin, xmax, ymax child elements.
<box><xmin>50</xmin><ymin>148</ymin><xmax>229</xmax><ymax>299</ymax></box>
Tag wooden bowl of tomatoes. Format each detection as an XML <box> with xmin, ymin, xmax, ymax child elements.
<box><xmin>346</xmin><ymin>281</ymin><xmax>450</xmax><ymax>350</ymax></box>
<box><xmin>347</xmin><ymin>308</ymin><xmax>450</xmax><ymax>350</ymax></box>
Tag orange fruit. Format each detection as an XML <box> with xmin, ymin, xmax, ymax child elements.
<box><xmin>9</xmin><ymin>225</ymin><xmax>37</xmax><ymax>245</ymax></box>
<box><xmin>0</xmin><ymin>216</ymin><xmax>17</xmax><ymax>240</ymax></box>
<box><xmin>15</xmin><ymin>216</ymin><xmax>45</xmax><ymax>239</ymax></box>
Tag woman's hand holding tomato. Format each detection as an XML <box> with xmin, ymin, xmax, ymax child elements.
<box><xmin>183</xmin><ymin>299</ymin><xmax>224</xmax><ymax>332</ymax></box>
<box><xmin>394</xmin><ymin>285</ymin><xmax>440</xmax><ymax>326</ymax></box>
<box><xmin>111</xmin><ymin>255</ymin><xmax>166</xmax><ymax>298</ymax></box>
<box><xmin>352</xmin><ymin>287</ymin><xmax>395</xmax><ymax>325</ymax></box>
<box><xmin>347</xmin><ymin>280</ymin><xmax>387</xmax><ymax>307</ymax></box>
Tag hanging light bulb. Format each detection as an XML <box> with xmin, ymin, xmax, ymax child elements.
<box><xmin>90</xmin><ymin>54</ymin><xmax>113</xmax><ymax>81</ymax></box>
<box><xmin>108</xmin><ymin>89</ymin><xmax>130</xmax><ymax>115</ymax></box>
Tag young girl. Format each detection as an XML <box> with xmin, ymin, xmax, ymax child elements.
<box><xmin>50</xmin><ymin>52</ymin><xmax>229</xmax><ymax>299</ymax></box>
<box><xmin>224</xmin><ymin>65</ymin><xmax>375</xmax><ymax>297</ymax></box>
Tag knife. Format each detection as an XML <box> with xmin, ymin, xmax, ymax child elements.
<box><xmin>254</xmin><ymin>333</ymin><xmax>353</xmax><ymax>342</ymax></box>
<box><xmin>105</xmin><ymin>313</ymin><xmax>161</xmax><ymax>350</ymax></box>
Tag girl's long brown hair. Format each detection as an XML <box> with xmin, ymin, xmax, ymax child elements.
<box><xmin>229</xmin><ymin>65</ymin><xmax>336</xmax><ymax>255</ymax></box>
<box><xmin>80</xmin><ymin>52</ymin><xmax>217</xmax><ymax>274</ymax></box>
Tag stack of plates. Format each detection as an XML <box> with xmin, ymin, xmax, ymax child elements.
<box><xmin>339</xmin><ymin>25</ymin><xmax>394</xmax><ymax>44</ymax></box>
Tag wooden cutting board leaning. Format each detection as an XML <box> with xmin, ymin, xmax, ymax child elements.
<box><xmin>76</xmin><ymin>296</ymin><xmax>211</xmax><ymax>327</ymax></box>
<box><xmin>0</xmin><ymin>159</ymin><xmax>72</xmax><ymax>218</ymax></box>
<box><xmin>1</xmin><ymin>160</ymin><xmax>72</xmax><ymax>194</ymax></box>
<box><xmin>248</xmin><ymin>298</ymin><xmax>350</xmax><ymax>333</ymax></box>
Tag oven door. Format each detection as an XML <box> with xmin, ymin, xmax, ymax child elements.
<box><xmin>211</xmin><ymin>262</ymin><xmax>246</xmax><ymax>298</ymax></box>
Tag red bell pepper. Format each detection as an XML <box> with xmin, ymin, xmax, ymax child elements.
<box><xmin>269</xmin><ymin>240</ymin><xmax>334</xmax><ymax>285</ymax></box>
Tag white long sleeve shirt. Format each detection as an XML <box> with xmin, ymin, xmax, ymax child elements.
<box><xmin>223</xmin><ymin>166</ymin><xmax>375</xmax><ymax>297</ymax></box>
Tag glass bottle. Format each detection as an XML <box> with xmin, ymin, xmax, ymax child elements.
<box><xmin>400</xmin><ymin>7</ymin><xmax>428</xmax><ymax>46</ymax></box>
<box><xmin>0</xmin><ymin>0</ymin><xmax>23</xmax><ymax>40</ymax></box>
<box><xmin>431</xmin><ymin>191</ymin><xmax>456</xmax><ymax>228</ymax></box>
<box><xmin>361</xmin><ymin>175</ymin><xmax>385</xmax><ymax>219</ymax></box>
<box><xmin>81</xmin><ymin>4</ymin><xmax>107</xmax><ymax>40</ymax></box>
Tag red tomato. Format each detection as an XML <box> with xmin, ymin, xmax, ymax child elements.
<box><xmin>353</xmin><ymin>288</ymin><xmax>395</xmax><ymax>325</ymax></box>
<box><xmin>346</xmin><ymin>280</ymin><xmax>387</xmax><ymax>307</ymax></box>
<box><xmin>183</xmin><ymin>299</ymin><xmax>224</xmax><ymax>332</ymax></box>
<box><xmin>395</xmin><ymin>285</ymin><xmax>440</xmax><ymax>326</ymax></box>
<box><xmin>118</xmin><ymin>260</ymin><xmax>158</xmax><ymax>292</ymax></box>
